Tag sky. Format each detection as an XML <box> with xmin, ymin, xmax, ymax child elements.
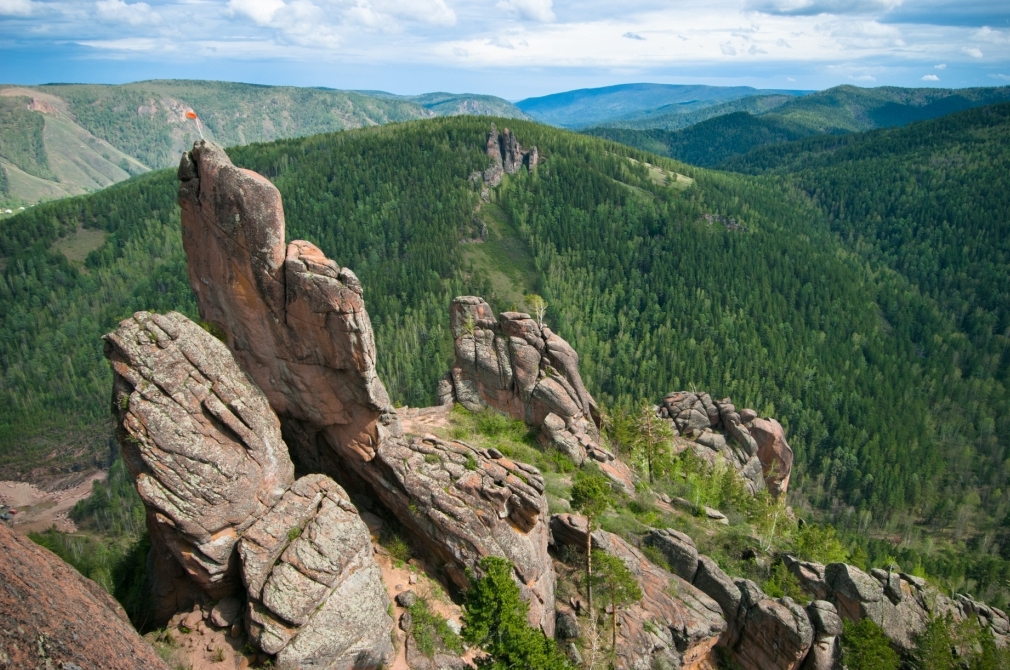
<box><xmin>0</xmin><ymin>0</ymin><xmax>1008</xmax><ymax>99</ymax></box>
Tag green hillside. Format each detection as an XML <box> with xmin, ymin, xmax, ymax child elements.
<box><xmin>3</xmin><ymin>114</ymin><xmax>1010</xmax><ymax>606</ymax></box>
<box><xmin>587</xmin><ymin>112</ymin><xmax>816</xmax><ymax>167</ymax></box>
<box><xmin>515</xmin><ymin>83</ymin><xmax>804</xmax><ymax>128</ymax></box>
<box><xmin>586</xmin><ymin>85</ymin><xmax>1010</xmax><ymax>168</ymax></box>
<box><xmin>0</xmin><ymin>80</ymin><xmax>524</xmax><ymax>208</ymax></box>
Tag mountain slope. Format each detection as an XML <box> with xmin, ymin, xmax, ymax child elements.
<box><xmin>587</xmin><ymin>112</ymin><xmax>816</xmax><ymax>167</ymax></box>
<box><xmin>603</xmin><ymin>93</ymin><xmax>799</xmax><ymax>131</ymax></box>
<box><xmin>0</xmin><ymin>80</ymin><xmax>525</xmax><ymax>207</ymax></box>
<box><xmin>515</xmin><ymin>83</ymin><xmax>805</xmax><ymax>128</ymax></box>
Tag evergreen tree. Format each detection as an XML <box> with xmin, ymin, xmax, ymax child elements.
<box><xmin>589</xmin><ymin>550</ymin><xmax>642</xmax><ymax>651</ymax></box>
<box><xmin>841</xmin><ymin>618</ymin><xmax>900</xmax><ymax>670</ymax></box>
<box><xmin>461</xmin><ymin>556</ymin><xmax>573</xmax><ymax>670</ymax></box>
<box><xmin>570</xmin><ymin>469</ymin><xmax>614</xmax><ymax>614</ymax></box>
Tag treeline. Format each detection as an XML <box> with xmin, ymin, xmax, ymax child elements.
<box><xmin>0</xmin><ymin>96</ymin><xmax>53</xmax><ymax>183</ymax></box>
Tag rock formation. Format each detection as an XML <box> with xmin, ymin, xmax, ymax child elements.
<box><xmin>551</xmin><ymin>514</ymin><xmax>726</xmax><ymax>669</ymax></box>
<box><xmin>240</xmin><ymin>474</ymin><xmax>394</xmax><ymax>668</ymax></box>
<box><xmin>444</xmin><ymin>296</ymin><xmax>635</xmax><ymax>492</ymax></box>
<box><xmin>0</xmin><ymin>521</ymin><xmax>171</xmax><ymax>669</ymax></box>
<box><xmin>105</xmin><ymin>310</ymin><xmax>394</xmax><ymax>667</ymax></box>
<box><xmin>784</xmin><ymin>555</ymin><xmax>1010</xmax><ymax>654</ymax></box>
<box><xmin>645</xmin><ymin>528</ymin><xmax>815</xmax><ymax>670</ymax></box>
<box><xmin>659</xmin><ymin>391</ymin><xmax>793</xmax><ymax>497</ymax></box>
<box><xmin>480</xmin><ymin>122</ymin><xmax>538</xmax><ymax>187</ymax></box>
<box><xmin>177</xmin><ymin>141</ymin><xmax>557</xmax><ymax>635</ymax></box>
<box><xmin>104</xmin><ymin>310</ymin><xmax>295</xmax><ymax>619</ymax></box>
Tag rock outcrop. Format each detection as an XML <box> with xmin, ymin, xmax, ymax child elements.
<box><xmin>659</xmin><ymin>391</ymin><xmax>793</xmax><ymax>497</ymax></box>
<box><xmin>480</xmin><ymin>122</ymin><xmax>537</xmax><ymax>187</ymax></box>
<box><xmin>645</xmin><ymin>528</ymin><xmax>814</xmax><ymax>669</ymax></box>
<box><xmin>240</xmin><ymin>474</ymin><xmax>394</xmax><ymax>669</ymax></box>
<box><xmin>445</xmin><ymin>296</ymin><xmax>635</xmax><ymax>492</ymax></box>
<box><xmin>0</xmin><ymin>521</ymin><xmax>171</xmax><ymax>669</ymax></box>
<box><xmin>177</xmin><ymin>141</ymin><xmax>557</xmax><ymax>636</ymax></box>
<box><xmin>350</xmin><ymin>433</ymin><xmax>557</xmax><ymax>635</ymax></box>
<box><xmin>784</xmin><ymin>555</ymin><xmax>1010</xmax><ymax>655</ymax></box>
<box><xmin>105</xmin><ymin>311</ymin><xmax>394</xmax><ymax>666</ymax></box>
<box><xmin>104</xmin><ymin>310</ymin><xmax>295</xmax><ymax>620</ymax></box>
<box><xmin>179</xmin><ymin>140</ymin><xmax>398</xmax><ymax>475</ymax></box>
<box><xmin>551</xmin><ymin>514</ymin><xmax>726</xmax><ymax>669</ymax></box>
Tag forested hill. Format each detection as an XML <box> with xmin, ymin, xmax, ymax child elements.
<box><xmin>2</xmin><ymin>114</ymin><xmax>1010</xmax><ymax>604</ymax></box>
<box><xmin>0</xmin><ymin>80</ymin><xmax>524</xmax><ymax>208</ymax></box>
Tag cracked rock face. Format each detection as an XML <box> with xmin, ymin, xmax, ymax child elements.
<box><xmin>179</xmin><ymin>140</ymin><xmax>398</xmax><ymax>474</ymax></box>
<box><xmin>351</xmin><ymin>433</ymin><xmax>557</xmax><ymax>636</ymax></box>
<box><xmin>445</xmin><ymin>296</ymin><xmax>635</xmax><ymax>493</ymax></box>
<box><xmin>241</xmin><ymin>474</ymin><xmax>394</xmax><ymax>669</ymax></box>
<box><xmin>784</xmin><ymin>556</ymin><xmax>1010</xmax><ymax>655</ymax></box>
<box><xmin>550</xmin><ymin>514</ymin><xmax>726</xmax><ymax>670</ymax></box>
<box><xmin>659</xmin><ymin>392</ymin><xmax>793</xmax><ymax>497</ymax></box>
<box><xmin>104</xmin><ymin>310</ymin><xmax>295</xmax><ymax>619</ymax></box>
<box><xmin>177</xmin><ymin>143</ymin><xmax>557</xmax><ymax>637</ymax></box>
<box><xmin>0</xmin><ymin>522</ymin><xmax>171</xmax><ymax>670</ymax></box>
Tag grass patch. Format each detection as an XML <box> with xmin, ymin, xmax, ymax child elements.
<box><xmin>408</xmin><ymin>597</ymin><xmax>464</xmax><ymax>657</ymax></box>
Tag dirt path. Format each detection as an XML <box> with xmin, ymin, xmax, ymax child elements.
<box><xmin>0</xmin><ymin>470</ymin><xmax>105</xmax><ymax>534</ymax></box>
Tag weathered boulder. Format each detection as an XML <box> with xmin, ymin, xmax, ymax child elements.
<box><xmin>732</xmin><ymin>587</ymin><xmax>813</xmax><ymax>670</ymax></box>
<box><xmin>240</xmin><ymin>473</ymin><xmax>393</xmax><ymax>669</ymax></box>
<box><xmin>802</xmin><ymin>600</ymin><xmax>843</xmax><ymax>670</ymax></box>
<box><xmin>749</xmin><ymin>418</ymin><xmax>793</xmax><ymax>498</ymax></box>
<box><xmin>550</xmin><ymin>514</ymin><xmax>726</xmax><ymax>669</ymax></box>
<box><xmin>781</xmin><ymin>559</ymin><xmax>1010</xmax><ymax>655</ymax></box>
<box><xmin>644</xmin><ymin>528</ymin><xmax>699</xmax><ymax>582</ymax></box>
<box><xmin>179</xmin><ymin>140</ymin><xmax>399</xmax><ymax>476</ymax></box>
<box><xmin>658</xmin><ymin>392</ymin><xmax>793</xmax><ymax>497</ymax></box>
<box><xmin>104</xmin><ymin>310</ymin><xmax>294</xmax><ymax>620</ymax></box>
<box><xmin>0</xmin><ymin>522</ymin><xmax>171</xmax><ymax>669</ymax></box>
<box><xmin>177</xmin><ymin>142</ymin><xmax>558</xmax><ymax>637</ymax></box>
<box><xmin>353</xmin><ymin>434</ymin><xmax>557</xmax><ymax>635</ymax></box>
<box><xmin>446</xmin><ymin>296</ymin><xmax>635</xmax><ymax>493</ymax></box>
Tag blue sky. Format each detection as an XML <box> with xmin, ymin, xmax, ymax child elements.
<box><xmin>1</xmin><ymin>0</ymin><xmax>1008</xmax><ymax>98</ymax></box>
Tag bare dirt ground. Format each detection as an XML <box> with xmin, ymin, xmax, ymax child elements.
<box><xmin>397</xmin><ymin>405</ymin><xmax>453</xmax><ymax>437</ymax></box>
<box><xmin>0</xmin><ymin>469</ymin><xmax>105</xmax><ymax>534</ymax></box>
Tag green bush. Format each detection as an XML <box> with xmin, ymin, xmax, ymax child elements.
<box><xmin>841</xmin><ymin>618</ymin><xmax>899</xmax><ymax>670</ymax></box>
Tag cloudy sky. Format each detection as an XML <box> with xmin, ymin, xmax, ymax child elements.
<box><xmin>0</xmin><ymin>0</ymin><xmax>1008</xmax><ymax>98</ymax></box>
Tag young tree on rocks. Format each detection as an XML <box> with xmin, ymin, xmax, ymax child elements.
<box><xmin>525</xmin><ymin>293</ymin><xmax>548</xmax><ymax>329</ymax></box>
<box><xmin>461</xmin><ymin>556</ymin><xmax>573</xmax><ymax>670</ymax></box>
<box><xmin>589</xmin><ymin>550</ymin><xmax>642</xmax><ymax>652</ymax></box>
<box><xmin>570</xmin><ymin>469</ymin><xmax>614</xmax><ymax>615</ymax></box>
<box><xmin>634</xmin><ymin>403</ymin><xmax>673</xmax><ymax>484</ymax></box>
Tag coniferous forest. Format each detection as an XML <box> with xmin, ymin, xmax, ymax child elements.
<box><xmin>2</xmin><ymin>108</ymin><xmax>1010</xmax><ymax>617</ymax></box>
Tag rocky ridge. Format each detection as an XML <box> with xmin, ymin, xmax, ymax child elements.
<box><xmin>443</xmin><ymin>296</ymin><xmax>635</xmax><ymax>493</ymax></box>
<box><xmin>175</xmin><ymin>140</ymin><xmax>557</xmax><ymax>636</ymax></box>
<box><xmin>659</xmin><ymin>391</ymin><xmax>793</xmax><ymax>497</ymax></box>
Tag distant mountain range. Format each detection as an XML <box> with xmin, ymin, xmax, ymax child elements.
<box><xmin>514</xmin><ymin>83</ymin><xmax>808</xmax><ymax>128</ymax></box>
<box><xmin>0</xmin><ymin>80</ymin><xmax>526</xmax><ymax>207</ymax></box>
<box><xmin>586</xmin><ymin>84</ymin><xmax>1010</xmax><ymax>166</ymax></box>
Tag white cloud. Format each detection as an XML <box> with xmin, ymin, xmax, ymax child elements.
<box><xmin>963</xmin><ymin>46</ymin><xmax>983</xmax><ymax>57</ymax></box>
<box><xmin>720</xmin><ymin>42</ymin><xmax>737</xmax><ymax>55</ymax></box>
<box><xmin>992</xmin><ymin>73</ymin><xmax>1010</xmax><ymax>80</ymax></box>
<box><xmin>748</xmin><ymin>44</ymin><xmax>767</xmax><ymax>54</ymax></box>
<box><xmin>489</xmin><ymin>36</ymin><xmax>515</xmax><ymax>49</ymax></box>
<box><xmin>921</xmin><ymin>73</ymin><xmax>938</xmax><ymax>80</ymax></box>
<box><xmin>850</xmin><ymin>74</ymin><xmax>876</xmax><ymax>80</ymax></box>
<box><xmin>623</xmin><ymin>31</ymin><xmax>645</xmax><ymax>40</ymax></box>
<box><xmin>229</xmin><ymin>0</ymin><xmax>285</xmax><ymax>25</ymax></box>
<box><xmin>746</xmin><ymin>0</ymin><xmax>903</xmax><ymax>16</ymax></box>
<box><xmin>95</xmin><ymin>0</ymin><xmax>160</xmax><ymax>24</ymax></box>
<box><xmin>0</xmin><ymin>0</ymin><xmax>34</xmax><ymax>16</ymax></box>
<box><xmin>934</xmin><ymin>63</ymin><xmax>945</xmax><ymax>69</ymax></box>
<box><xmin>497</xmin><ymin>0</ymin><xmax>555</xmax><ymax>23</ymax></box>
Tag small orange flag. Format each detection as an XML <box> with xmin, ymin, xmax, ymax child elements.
<box><xmin>185</xmin><ymin>109</ymin><xmax>204</xmax><ymax>140</ymax></box>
